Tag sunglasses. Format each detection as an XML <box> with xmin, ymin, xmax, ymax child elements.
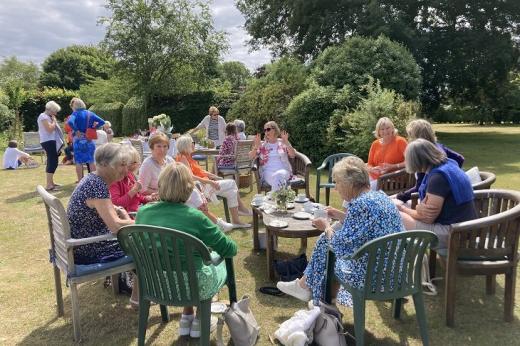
<box><xmin>264</xmin><ymin>128</ymin><xmax>273</xmax><ymax>133</ymax></box>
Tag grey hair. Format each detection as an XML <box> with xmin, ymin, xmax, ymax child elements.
<box><xmin>405</xmin><ymin>138</ymin><xmax>447</xmax><ymax>173</ymax></box>
<box><xmin>71</xmin><ymin>98</ymin><xmax>86</xmax><ymax>111</ymax></box>
<box><xmin>45</xmin><ymin>101</ymin><xmax>61</xmax><ymax>113</ymax></box>
<box><xmin>234</xmin><ymin>119</ymin><xmax>245</xmax><ymax>132</ymax></box>
<box><xmin>176</xmin><ymin>135</ymin><xmax>193</xmax><ymax>154</ymax></box>
<box><xmin>331</xmin><ymin>156</ymin><xmax>370</xmax><ymax>197</ymax></box>
<box><xmin>406</xmin><ymin>119</ymin><xmax>437</xmax><ymax>143</ymax></box>
<box><xmin>373</xmin><ymin>117</ymin><xmax>398</xmax><ymax>139</ymax></box>
<box><xmin>95</xmin><ymin>143</ymin><xmax>127</xmax><ymax>168</ymax></box>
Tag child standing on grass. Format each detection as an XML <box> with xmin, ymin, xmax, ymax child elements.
<box><xmin>3</xmin><ymin>140</ymin><xmax>32</xmax><ymax>169</ymax></box>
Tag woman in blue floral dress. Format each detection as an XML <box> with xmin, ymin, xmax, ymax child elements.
<box><xmin>277</xmin><ymin>156</ymin><xmax>404</xmax><ymax>306</ymax></box>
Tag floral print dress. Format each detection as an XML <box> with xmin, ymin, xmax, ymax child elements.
<box><xmin>304</xmin><ymin>190</ymin><xmax>404</xmax><ymax>306</ymax></box>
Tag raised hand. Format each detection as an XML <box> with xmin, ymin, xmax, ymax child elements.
<box><xmin>254</xmin><ymin>133</ymin><xmax>262</xmax><ymax>148</ymax></box>
<box><xmin>280</xmin><ymin>130</ymin><xmax>290</xmax><ymax>144</ymax></box>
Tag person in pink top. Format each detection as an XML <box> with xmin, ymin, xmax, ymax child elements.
<box><xmin>110</xmin><ymin>146</ymin><xmax>156</xmax><ymax>213</ymax></box>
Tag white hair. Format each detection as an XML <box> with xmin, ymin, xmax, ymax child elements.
<box><xmin>45</xmin><ymin>101</ymin><xmax>61</xmax><ymax>113</ymax></box>
<box><xmin>71</xmin><ymin>98</ymin><xmax>86</xmax><ymax>111</ymax></box>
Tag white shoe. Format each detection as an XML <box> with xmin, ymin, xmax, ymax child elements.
<box><xmin>189</xmin><ymin>316</ymin><xmax>218</xmax><ymax>338</ymax></box>
<box><xmin>277</xmin><ymin>278</ymin><xmax>311</xmax><ymax>302</ymax></box>
<box><xmin>179</xmin><ymin>314</ymin><xmax>194</xmax><ymax>336</ymax></box>
<box><xmin>217</xmin><ymin>218</ymin><xmax>233</xmax><ymax>233</ymax></box>
<box><xmin>232</xmin><ymin>223</ymin><xmax>251</xmax><ymax>229</ymax></box>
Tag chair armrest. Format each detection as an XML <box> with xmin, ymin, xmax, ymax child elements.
<box><xmin>66</xmin><ymin>233</ymin><xmax>116</xmax><ymax>248</ymax></box>
<box><xmin>316</xmin><ymin>162</ymin><xmax>327</xmax><ymax>171</ymax></box>
<box><xmin>210</xmin><ymin>252</ymin><xmax>224</xmax><ymax>266</ymax></box>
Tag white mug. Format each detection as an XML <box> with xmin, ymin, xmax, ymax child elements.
<box><xmin>296</xmin><ymin>193</ymin><xmax>306</xmax><ymax>201</ymax></box>
<box><xmin>303</xmin><ymin>201</ymin><xmax>315</xmax><ymax>213</ymax></box>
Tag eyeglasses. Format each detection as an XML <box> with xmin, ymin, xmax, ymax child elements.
<box><xmin>264</xmin><ymin>128</ymin><xmax>273</xmax><ymax>133</ymax></box>
<box><xmin>192</xmin><ymin>141</ymin><xmax>195</xmax><ymax>144</ymax></box>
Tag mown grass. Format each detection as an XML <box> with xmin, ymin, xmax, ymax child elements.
<box><xmin>0</xmin><ymin>124</ymin><xmax>519</xmax><ymax>345</ymax></box>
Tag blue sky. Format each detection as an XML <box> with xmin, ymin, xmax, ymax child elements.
<box><xmin>0</xmin><ymin>0</ymin><xmax>272</xmax><ymax>71</ymax></box>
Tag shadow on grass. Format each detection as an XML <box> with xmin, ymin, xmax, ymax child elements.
<box><xmin>5</xmin><ymin>184</ymin><xmax>75</xmax><ymax>204</ymax></box>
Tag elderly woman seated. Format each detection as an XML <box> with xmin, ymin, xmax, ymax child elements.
<box><xmin>397</xmin><ymin>139</ymin><xmax>477</xmax><ymax>248</ymax></box>
<box><xmin>277</xmin><ymin>156</ymin><xmax>404</xmax><ymax>306</ymax></box>
<box><xmin>176</xmin><ymin>135</ymin><xmax>252</xmax><ymax>228</ymax></box>
<box><xmin>234</xmin><ymin>119</ymin><xmax>246</xmax><ymax>140</ymax></box>
<box><xmin>139</xmin><ymin>132</ymin><xmax>234</xmax><ymax>232</ymax></box>
<box><xmin>367</xmin><ymin>117</ymin><xmax>408</xmax><ymax>189</ymax></box>
<box><xmin>248</xmin><ymin>120</ymin><xmax>296</xmax><ymax>191</ymax></box>
<box><xmin>67</xmin><ymin>143</ymin><xmax>138</xmax><ymax>304</ymax></box>
<box><xmin>136</xmin><ymin>163</ymin><xmax>237</xmax><ymax>338</ymax></box>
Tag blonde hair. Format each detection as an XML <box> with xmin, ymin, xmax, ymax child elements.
<box><xmin>176</xmin><ymin>135</ymin><xmax>193</xmax><ymax>155</ymax></box>
<box><xmin>373</xmin><ymin>117</ymin><xmax>398</xmax><ymax>139</ymax></box>
<box><xmin>126</xmin><ymin>145</ymin><xmax>141</xmax><ymax>164</ymax></box>
<box><xmin>406</xmin><ymin>119</ymin><xmax>436</xmax><ymax>143</ymax></box>
<box><xmin>148</xmin><ymin>132</ymin><xmax>169</xmax><ymax>150</ymax></box>
<box><xmin>209</xmin><ymin>106</ymin><xmax>219</xmax><ymax>115</ymax></box>
<box><xmin>158</xmin><ymin>163</ymin><xmax>194</xmax><ymax>203</ymax></box>
<box><xmin>264</xmin><ymin>121</ymin><xmax>281</xmax><ymax>137</ymax></box>
<box><xmin>405</xmin><ymin>138</ymin><xmax>447</xmax><ymax>173</ymax></box>
<box><xmin>332</xmin><ymin>156</ymin><xmax>370</xmax><ymax>199</ymax></box>
<box><xmin>70</xmin><ymin>98</ymin><xmax>86</xmax><ymax>111</ymax></box>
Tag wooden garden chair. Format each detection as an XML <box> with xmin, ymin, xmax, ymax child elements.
<box><xmin>377</xmin><ymin>168</ymin><xmax>416</xmax><ymax>195</ymax></box>
<box><xmin>216</xmin><ymin>139</ymin><xmax>254</xmax><ymax>192</ymax></box>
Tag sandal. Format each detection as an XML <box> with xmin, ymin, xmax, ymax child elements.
<box><xmin>259</xmin><ymin>286</ymin><xmax>285</xmax><ymax>297</ymax></box>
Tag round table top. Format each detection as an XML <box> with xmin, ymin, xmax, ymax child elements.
<box><xmin>254</xmin><ymin>202</ymin><xmax>323</xmax><ymax>237</ymax></box>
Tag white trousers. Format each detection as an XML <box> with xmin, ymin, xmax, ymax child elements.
<box><xmin>213</xmin><ymin>179</ymin><xmax>239</xmax><ymax>208</ymax></box>
<box><xmin>263</xmin><ymin>169</ymin><xmax>291</xmax><ymax>192</ymax></box>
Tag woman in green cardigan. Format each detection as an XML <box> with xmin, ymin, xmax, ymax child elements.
<box><xmin>135</xmin><ymin>163</ymin><xmax>237</xmax><ymax>338</ymax></box>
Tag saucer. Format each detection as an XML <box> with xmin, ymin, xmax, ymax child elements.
<box><xmin>269</xmin><ymin>220</ymin><xmax>289</xmax><ymax>228</ymax></box>
<box><xmin>293</xmin><ymin>212</ymin><xmax>312</xmax><ymax>220</ymax></box>
<box><xmin>286</xmin><ymin>203</ymin><xmax>295</xmax><ymax>209</ymax></box>
<box><xmin>294</xmin><ymin>197</ymin><xmax>310</xmax><ymax>203</ymax></box>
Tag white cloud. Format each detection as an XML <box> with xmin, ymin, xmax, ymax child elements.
<box><xmin>0</xmin><ymin>0</ymin><xmax>272</xmax><ymax>71</ymax></box>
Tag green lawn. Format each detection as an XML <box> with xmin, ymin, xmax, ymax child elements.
<box><xmin>1</xmin><ymin>124</ymin><xmax>519</xmax><ymax>345</ymax></box>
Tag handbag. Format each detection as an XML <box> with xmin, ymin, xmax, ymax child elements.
<box><xmin>274</xmin><ymin>253</ymin><xmax>308</xmax><ymax>282</ymax></box>
<box><xmin>85</xmin><ymin>112</ymin><xmax>98</xmax><ymax>140</ymax></box>
<box><xmin>223</xmin><ymin>295</ymin><xmax>260</xmax><ymax>346</ymax></box>
<box><xmin>313</xmin><ymin>302</ymin><xmax>347</xmax><ymax>346</ymax></box>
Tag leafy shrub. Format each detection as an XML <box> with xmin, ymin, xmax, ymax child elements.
<box><xmin>0</xmin><ymin>103</ymin><xmax>14</xmax><ymax>132</ymax></box>
<box><xmin>283</xmin><ymin>85</ymin><xmax>351</xmax><ymax>164</ymax></box>
<box><xmin>311</xmin><ymin>35</ymin><xmax>422</xmax><ymax>101</ymax></box>
<box><xmin>121</xmin><ymin>97</ymin><xmax>146</xmax><ymax>136</ymax></box>
<box><xmin>20</xmin><ymin>88</ymin><xmax>79</xmax><ymax>131</ymax></box>
<box><xmin>337</xmin><ymin>80</ymin><xmax>419</xmax><ymax>160</ymax></box>
<box><xmin>89</xmin><ymin>102</ymin><xmax>124</xmax><ymax>136</ymax></box>
<box><xmin>227</xmin><ymin>57</ymin><xmax>309</xmax><ymax>134</ymax></box>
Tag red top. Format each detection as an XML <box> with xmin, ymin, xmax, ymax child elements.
<box><xmin>176</xmin><ymin>153</ymin><xmax>208</xmax><ymax>178</ymax></box>
<box><xmin>109</xmin><ymin>172</ymin><xmax>148</xmax><ymax>212</ymax></box>
<box><xmin>367</xmin><ymin>136</ymin><xmax>408</xmax><ymax>179</ymax></box>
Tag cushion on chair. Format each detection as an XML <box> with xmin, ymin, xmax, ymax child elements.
<box><xmin>193</xmin><ymin>154</ymin><xmax>208</xmax><ymax>161</ymax></box>
<box><xmin>70</xmin><ymin>255</ymin><xmax>133</xmax><ymax>277</ymax></box>
<box><xmin>465</xmin><ymin>167</ymin><xmax>482</xmax><ymax>184</ymax></box>
<box><xmin>319</xmin><ymin>182</ymin><xmax>336</xmax><ymax>189</ymax></box>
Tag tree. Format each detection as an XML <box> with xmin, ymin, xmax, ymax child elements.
<box><xmin>226</xmin><ymin>57</ymin><xmax>308</xmax><ymax>133</ymax></box>
<box><xmin>100</xmin><ymin>0</ymin><xmax>228</xmax><ymax>109</ymax></box>
<box><xmin>0</xmin><ymin>56</ymin><xmax>40</xmax><ymax>91</ymax></box>
<box><xmin>238</xmin><ymin>0</ymin><xmax>520</xmax><ymax>114</ymax></box>
<box><xmin>311</xmin><ymin>35</ymin><xmax>421</xmax><ymax>101</ymax></box>
<box><xmin>217</xmin><ymin>61</ymin><xmax>251</xmax><ymax>90</ymax></box>
<box><xmin>79</xmin><ymin>74</ymin><xmax>134</xmax><ymax>105</ymax></box>
<box><xmin>40</xmin><ymin>45</ymin><xmax>115</xmax><ymax>90</ymax></box>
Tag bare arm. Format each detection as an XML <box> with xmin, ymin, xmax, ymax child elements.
<box><xmin>248</xmin><ymin>134</ymin><xmax>261</xmax><ymax>160</ymax></box>
<box><xmin>86</xmin><ymin>198</ymin><xmax>134</xmax><ymax>233</ymax></box>
<box><xmin>398</xmin><ymin>193</ymin><xmax>444</xmax><ymax>224</ymax></box>
<box><xmin>280</xmin><ymin>131</ymin><xmax>296</xmax><ymax>158</ymax></box>
<box><xmin>41</xmin><ymin>117</ymin><xmax>57</xmax><ymax>132</ymax></box>
<box><xmin>178</xmin><ymin>156</ymin><xmax>219</xmax><ymax>189</ymax></box>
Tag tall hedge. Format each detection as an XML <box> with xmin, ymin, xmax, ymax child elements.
<box><xmin>89</xmin><ymin>102</ymin><xmax>124</xmax><ymax>136</ymax></box>
<box><xmin>121</xmin><ymin>97</ymin><xmax>146</xmax><ymax>136</ymax></box>
<box><xmin>20</xmin><ymin>88</ymin><xmax>79</xmax><ymax>131</ymax></box>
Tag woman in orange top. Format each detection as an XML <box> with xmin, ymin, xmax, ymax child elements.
<box><xmin>176</xmin><ymin>135</ymin><xmax>252</xmax><ymax>229</ymax></box>
<box><xmin>367</xmin><ymin>117</ymin><xmax>407</xmax><ymax>189</ymax></box>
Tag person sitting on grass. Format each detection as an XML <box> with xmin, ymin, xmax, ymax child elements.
<box><xmin>3</xmin><ymin>140</ymin><xmax>32</xmax><ymax>169</ymax></box>
<box><xmin>135</xmin><ymin>163</ymin><xmax>237</xmax><ymax>338</ymax></box>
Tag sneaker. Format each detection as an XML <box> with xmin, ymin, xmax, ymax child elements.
<box><xmin>217</xmin><ymin>218</ymin><xmax>233</xmax><ymax>233</ymax></box>
<box><xmin>179</xmin><ymin>314</ymin><xmax>194</xmax><ymax>336</ymax></box>
<box><xmin>232</xmin><ymin>223</ymin><xmax>251</xmax><ymax>229</ymax></box>
<box><xmin>276</xmin><ymin>278</ymin><xmax>311</xmax><ymax>302</ymax></box>
<box><xmin>189</xmin><ymin>316</ymin><xmax>218</xmax><ymax>338</ymax></box>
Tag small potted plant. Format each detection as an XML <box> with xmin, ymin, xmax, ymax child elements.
<box><xmin>272</xmin><ymin>181</ymin><xmax>295</xmax><ymax>213</ymax></box>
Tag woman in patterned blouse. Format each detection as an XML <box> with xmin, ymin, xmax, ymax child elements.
<box><xmin>277</xmin><ymin>156</ymin><xmax>404</xmax><ymax>306</ymax></box>
<box><xmin>216</xmin><ymin>123</ymin><xmax>238</xmax><ymax>169</ymax></box>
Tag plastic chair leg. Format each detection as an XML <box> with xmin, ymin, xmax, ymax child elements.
<box><xmin>160</xmin><ymin>304</ymin><xmax>169</xmax><ymax>322</ymax></box>
<box><xmin>222</xmin><ymin>198</ymin><xmax>230</xmax><ymax>223</ymax></box>
<box><xmin>392</xmin><ymin>298</ymin><xmax>403</xmax><ymax>319</ymax></box>
<box><xmin>111</xmin><ymin>274</ymin><xmax>120</xmax><ymax>295</ymax></box>
<box><xmin>199</xmin><ymin>299</ymin><xmax>212</xmax><ymax>346</ymax></box>
<box><xmin>137</xmin><ymin>300</ymin><xmax>151</xmax><ymax>346</ymax></box>
<box><xmin>70</xmin><ymin>282</ymin><xmax>81</xmax><ymax>342</ymax></box>
<box><xmin>325</xmin><ymin>188</ymin><xmax>331</xmax><ymax>206</ymax></box>
<box><xmin>351</xmin><ymin>293</ymin><xmax>366</xmax><ymax>346</ymax></box>
<box><xmin>413</xmin><ymin>292</ymin><xmax>429</xmax><ymax>346</ymax></box>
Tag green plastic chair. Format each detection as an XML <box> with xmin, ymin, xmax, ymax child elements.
<box><xmin>315</xmin><ymin>153</ymin><xmax>353</xmax><ymax>205</ymax></box>
<box><xmin>117</xmin><ymin>224</ymin><xmax>237</xmax><ymax>346</ymax></box>
<box><xmin>324</xmin><ymin>231</ymin><xmax>438</xmax><ymax>346</ymax></box>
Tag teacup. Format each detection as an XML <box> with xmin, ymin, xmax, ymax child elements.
<box><xmin>313</xmin><ymin>208</ymin><xmax>328</xmax><ymax>220</ymax></box>
<box><xmin>252</xmin><ymin>194</ymin><xmax>265</xmax><ymax>205</ymax></box>
<box><xmin>296</xmin><ymin>193</ymin><xmax>307</xmax><ymax>202</ymax></box>
<box><xmin>303</xmin><ymin>201</ymin><xmax>315</xmax><ymax>213</ymax></box>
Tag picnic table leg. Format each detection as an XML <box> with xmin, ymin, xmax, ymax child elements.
<box><xmin>253</xmin><ymin>208</ymin><xmax>260</xmax><ymax>250</ymax></box>
<box><xmin>267</xmin><ymin>228</ymin><xmax>275</xmax><ymax>281</ymax></box>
